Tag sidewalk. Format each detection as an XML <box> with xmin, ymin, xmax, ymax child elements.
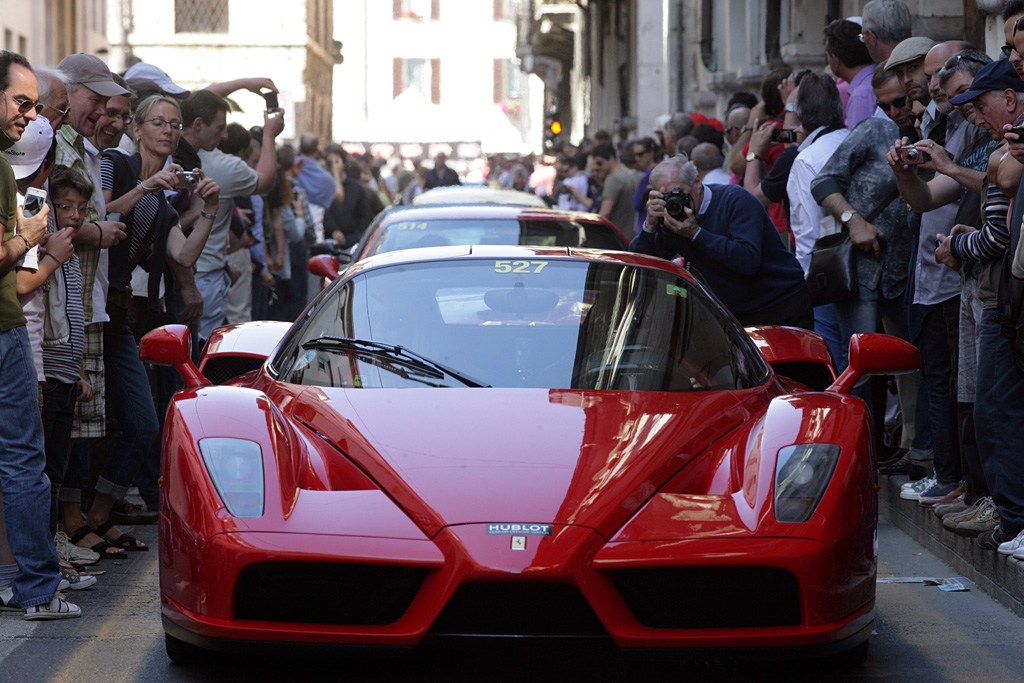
<box><xmin>879</xmin><ymin>475</ymin><xmax>1024</xmax><ymax>618</ymax></box>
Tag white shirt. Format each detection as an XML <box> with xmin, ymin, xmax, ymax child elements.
<box><xmin>702</xmin><ymin>168</ymin><xmax>731</xmax><ymax>185</ymax></box>
<box><xmin>786</xmin><ymin>126</ymin><xmax>851</xmax><ymax>274</ymax></box>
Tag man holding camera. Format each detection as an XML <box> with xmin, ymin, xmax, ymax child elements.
<box><xmin>179</xmin><ymin>89</ymin><xmax>283</xmax><ymax>341</ymax></box>
<box><xmin>631</xmin><ymin>156</ymin><xmax>811</xmax><ymax>329</ymax></box>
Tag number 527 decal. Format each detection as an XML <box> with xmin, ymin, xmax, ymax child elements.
<box><xmin>494</xmin><ymin>260</ymin><xmax>548</xmax><ymax>274</ymax></box>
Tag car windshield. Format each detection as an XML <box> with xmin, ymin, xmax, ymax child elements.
<box><xmin>363</xmin><ymin>218</ymin><xmax>627</xmax><ymax>257</ymax></box>
<box><xmin>281</xmin><ymin>258</ymin><xmax>768</xmax><ymax>391</ymax></box>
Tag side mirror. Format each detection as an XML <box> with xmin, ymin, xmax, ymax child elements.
<box><xmin>308</xmin><ymin>254</ymin><xmax>341</xmax><ymax>282</ymax></box>
<box><xmin>139</xmin><ymin>324</ymin><xmax>210</xmax><ymax>389</ymax></box>
<box><xmin>827</xmin><ymin>333</ymin><xmax>919</xmax><ymax>394</ymax></box>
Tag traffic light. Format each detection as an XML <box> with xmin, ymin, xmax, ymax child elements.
<box><xmin>544</xmin><ymin>113</ymin><xmax>562</xmax><ymax>151</ymax></box>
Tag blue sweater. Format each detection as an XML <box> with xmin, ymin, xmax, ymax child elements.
<box><xmin>630</xmin><ymin>184</ymin><xmax>806</xmax><ymax>315</ymax></box>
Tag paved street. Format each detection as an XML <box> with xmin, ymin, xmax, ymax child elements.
<box><xmin>0</xmin><ymin>517</ymin><xmax>1020</xmax><ymax>682</ymax></box>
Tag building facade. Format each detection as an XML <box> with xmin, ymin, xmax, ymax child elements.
<box><xmin>332</xmin><ymin>0</ymin><xmax>540</xmax><ymax>158</ymax></box>
<box><xmin>1</xmin><ymin>0</ymin><xmax>109</xmax><ymax>69</ymax></box>
<box><xmin>517</xmin><ymin>0</ymin><xmax>1003</xmax><ymax>146</ymax></box>
<box><xmin>105</xmin><ymin>0</ymin><xmax>339</xmax><ymax>142</ymax></box>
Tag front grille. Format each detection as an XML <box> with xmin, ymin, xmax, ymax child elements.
<box><xmin>235</xmin><ymin>562</ymin><xmax>428</xmax><ymax>625</ymax></box>
<box><xmin>202</xmin><ymin>356</ymin><xmax>264</xmax><ymax>385</ymax></box>
<box><xmin>608</xmin><ymin>567</ymin><xmax>801</xmax><ymax>629</ymax></box>
<box><xmin>430</xmin><ymin>583</ymin><xmax>606</xmax><ymax>637</ymax></box>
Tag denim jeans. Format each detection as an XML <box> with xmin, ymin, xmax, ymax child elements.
<box><xmin>974</xmin><ymin>308</ymin><xmax>1024</xmax><ymax>534</ymax></box>
<box><xmin>813</xmin><ymin>303</ymin><xmax>846</xmax><ymax>372</ymax></box>
<box><xmin>98</xmin><ymin>327</ymin><xmax>160</xmax><ymax>500</ymax></box>
<box><xmin>196</xmin><ymin>268</ymin><xmax>231</xmax><ymax>341</ymax></box>
<box><xmin>834</xmin><ymin>286</ymin><xmax>909</xmax><ymax>402</ymax></box>
<box><xmin>40</xmin><ymin>379</ymin><xmax>77</xmax><ymax>535</ymax></box>
<box><xmin>284</xmin><ymin>241</ymin><xmax>310</xmax><ymax>322</ymax></box>
<box><xmin>0</xmin><ymin>326</ymin><xmax>61</xmax><ymax>607</ymax></box>
<box><xmin>911</xmin><ymin>302</ymin><xmax>960</xmax><ymax>484</ymax></box>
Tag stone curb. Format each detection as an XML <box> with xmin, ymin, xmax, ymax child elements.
<box><xmin>879</xmin><ymin>475</ymin><xmax>1024</xmax><ymax>618</ymax></box>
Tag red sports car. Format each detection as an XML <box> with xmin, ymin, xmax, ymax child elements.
<box><xmin>141</xmin><ymin>246</ymin><xmax>918</xmax><ymax>665</ymax></box>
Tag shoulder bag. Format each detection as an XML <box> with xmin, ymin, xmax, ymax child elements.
<box><xmin>806</xmin><ymin>188</ymin><xmax>900</xmax><ymax>307</ymax></box>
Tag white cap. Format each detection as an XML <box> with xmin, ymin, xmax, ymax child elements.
<box><xmin>124</xmin><ymin>62</ymin><xmax>188</xmax><ymax>96</ymax></box>
<box><xmin>3</xmin><ymin>119</ymin><xmax>54</xmax><ymax>181</ymax></box>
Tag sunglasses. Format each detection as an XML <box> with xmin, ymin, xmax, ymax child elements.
<box><xmin>1</xmin><ymin>90</ymin><xmax>44</xmax><ymax>116</ymax></box>
<box><xmin>1002</xmin><ymin>44</ymin><xmax>1015</xmax><ymax>59</ymax></box>
<box><xmin>876</xmin><ymin>96</ymin><xmax>909</xmax><ymax>111</ymax></box>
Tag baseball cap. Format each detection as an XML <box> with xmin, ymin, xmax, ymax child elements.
<box><xmin>57</xmin><ymin>53</ymin><xmax>130</xmax><ymax>97</ymax></box>
<box><xmin>884</xmin><ymin>37</ymin><xmax>937</xmax><ymax>71</ymax></box>
<box><xmin>2</xmin><ymin>118</ymin><xmax>54</xmax><ymax>181</ymax></box>
<box><xmin>124</xmin><ymin>62</ymin><xmax>189</xmax><ymax>97</ymax></box>
<box><xmin>652</xmin><ymin>114</ymin><xmax>670</xmax><ymax>135</ymax></box>
<box><xmin>950</xmin><ymin>59</ymin><xmax>1024</xmax><ymax>105</ymax></box>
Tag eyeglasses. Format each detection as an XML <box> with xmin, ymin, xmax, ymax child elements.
<box><xmin>858</xmin><ymin>28</ymin><xmax>872</xmax><ymax>43</ymax></box>
<box><xmin>1002</xmin><ymin>44</ymin><xmax>1015</xmax><ymax>58</ymax></box>
<box><xmin>42</xmin><ymin>102</ymin><xmax>71</xmax><ymax>119</ymax></box>
<box><xmin>949</xmin><ymin>53</ymin><xmax>987</xmax><ymax>70</ymax></box>
<box><xmin>876</xmin><ymin>95</ymin><xmax>909</xmax><ymax>111</ymax></box>
<box><xmin>106</xmin><ymin>110</ymin><xmax>133</xmax><ymax>125</ymax></box>
<box><xmin>54</xmin><ymin>203</ymin><xmax>89</xmax><ymax>216</ymax></box>
<box><xmin>1</xmin><ymin>90</ymin><xmax>44</xmax><ymax>116</ymax></box>
<box><xmin>142</xmin><ymin>118</ymin><xmax>183</xmax><ymax>130</ymax></box>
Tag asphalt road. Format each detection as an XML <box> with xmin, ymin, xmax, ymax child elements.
<box><xmin>1</xmin><ymin>517</ymin><xmax>1021</xmax><ymax>683</ymax></box>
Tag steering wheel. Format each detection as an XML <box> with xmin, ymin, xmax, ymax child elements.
<box><xmin>574</xmin><ymin>345</ymin><xmax>680</xmax><ymax>390</ymax></box>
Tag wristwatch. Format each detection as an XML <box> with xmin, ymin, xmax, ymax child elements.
<box><xmin>746</xmin><ymin>151</ymin><xmax>761</xmax><ymax>162</ymax></box>
<box><xmin>785</xmin><ymin>102</ymin><xmax>798</xmax><ymax>113</ymax></box>
<box><xmin>840</xmin><ymin>210</ymin><xmax>858</xmax><ymax>225</ymax></box>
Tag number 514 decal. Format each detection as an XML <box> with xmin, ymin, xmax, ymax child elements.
<box><xmin>494</xmin><ymin>260</ymin><xmax>548</xmax><ymax>273</ymax></box>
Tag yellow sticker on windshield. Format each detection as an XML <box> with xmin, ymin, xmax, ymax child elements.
<box><xmin>666</xmin><ymin>284</ymin><xmax>687</xmax><ymax>297</ymax></box>
<box><xmin>494</xmin><ymin>260</ymin><xmax>548</xmax><ymax>274</ymax></box>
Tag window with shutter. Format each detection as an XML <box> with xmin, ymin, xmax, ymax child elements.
<box><xmin>175</xmin><ymin>0</ymin><xmax>229</xmax><ymax>33</ymax></box>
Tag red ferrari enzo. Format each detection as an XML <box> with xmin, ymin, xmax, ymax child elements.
<box><xmin>141</xmin><ymin>246</ymin><xmax>918</xmax><ymax>665</ymax></box>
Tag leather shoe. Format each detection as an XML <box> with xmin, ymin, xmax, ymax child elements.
<box><xmin>110</xmin><ymin>501</ymin><xmax>158</xmax><ymax>525</ymax></box>
<box><xmin>879</xmin><ymin>453</ymin><xmax>910</xmax><ymax>476</ymax></box>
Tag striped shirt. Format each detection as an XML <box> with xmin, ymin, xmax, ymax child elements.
<box><xmin>42</xmin><ymin>250</ymin><xmax>86</xmax><ymax>384</ymax></box>
<box><xmin>100</xmin><ymin>158</ymin><xmax>160</xmax><ymax>280</ymax></box>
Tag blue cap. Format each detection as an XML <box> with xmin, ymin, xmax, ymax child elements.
<box><xmin>950</xmin><ymin>59</ymin><xmax>1024</xmax><ymax>105</ymax></box>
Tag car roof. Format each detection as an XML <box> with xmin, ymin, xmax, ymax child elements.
<box><xmin>413</xmin><ymin>186</ymin><xmax>548</xmax><ymax>208</ymax></box>
<box><xmin>345</xmin><ymin>245</ymin><xmax>690</xmax><ymax>281</ymax></box>
<box><xmin>378</xmin><ymin>203</ymin><xmax>618</xmax><ymax>227</ymax></box>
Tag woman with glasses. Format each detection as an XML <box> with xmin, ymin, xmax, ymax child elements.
<box><xmin>64</xmin><ymin>95</ymin><xmax>221</xmax><ymax>556</ymax></box>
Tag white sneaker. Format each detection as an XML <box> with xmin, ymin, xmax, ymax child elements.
<box><xmin>0</xmin><ymin>586</ymin><xmax>20</xmax><ymax>611</ymax></box>
<box><xmin>902</xmin><ymin>470</ymin><xmax>936</xmax><ymax>490</ymax></box>
<box><xmin>22</xmin><ymin>594</ymin><xmax>81</xmax><ymax>620</ymax></box>
<box><xmin>998</xmin><ymin>527</ymin><xmax>1024</xmax><ymax>555</ymax></box>
<box><xmin>55</xmin><ymin>531</ymin><xmax>99</xmax><ymax>566</ymax></box>
<box><xmin>901</xmin><ymin>474</ymin><xmax>937</xmax><ymax>500</ymax></box>
<box><xmin>59</xmin><ymin>568</ymin><xmax>97</xmax><ymax>591</ymax></box>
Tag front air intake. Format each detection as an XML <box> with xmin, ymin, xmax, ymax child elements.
<box><xmin>235</xmin><ymin>562</ymin><xmax>428</xmax><ymax>625</ymax></box>
<box><xmin>607</xmin><ymin>566</ymin><xmax>801</xmax><ymax>629</ymax></box>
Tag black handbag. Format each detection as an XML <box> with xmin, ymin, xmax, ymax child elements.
<box><xmin>806</xmin><ymin>188</ymin><xmax>900</xmax><ymax>307</ymax></box>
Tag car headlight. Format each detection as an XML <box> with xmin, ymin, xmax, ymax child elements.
<box><xmin>199</xmin><ymin>438</ymin><xmax>265</xmax><ymax>518</ymax></box>
<box><xmin>773</xmin><ymin>443</ymin><xmax>841</xmax><ymax>523</ymax></box>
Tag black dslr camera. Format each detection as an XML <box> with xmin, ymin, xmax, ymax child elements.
<box><xmin>663</xmin><ymin>188</ymin><xmax>693</xmax><ymax>220</ymax></box>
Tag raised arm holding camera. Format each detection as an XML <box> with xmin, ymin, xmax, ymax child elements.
<box><xmin>630</xmin><ymin>156</ymin><xmax>811</xmax><ymax>329</ymax></box>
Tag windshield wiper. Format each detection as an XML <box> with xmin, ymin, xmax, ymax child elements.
<box><xmin>301</xmin><ymin>336</ymin><xmax>491</xmax><ymax>387</ymax></box>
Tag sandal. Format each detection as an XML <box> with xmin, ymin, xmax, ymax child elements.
<box><xmin>68</xmin><ymin>524</ymin><xmax>127</xmax><ymax>559</ymax></box>
<box><xmin>94</xmin><ymin>519</ymin><xmax>148</xmax><ymax>552</ymax></box>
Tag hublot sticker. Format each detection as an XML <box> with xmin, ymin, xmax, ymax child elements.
<box><xmin>487</xmin><ymin>523</ymin><xmax>552</xmax><ymax>536</ymax></box>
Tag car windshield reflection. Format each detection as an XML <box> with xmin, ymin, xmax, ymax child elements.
<box><xmin>284</xmin><ymin>258</ymin><xmax>768</xmax><ymax>391</ymax></box>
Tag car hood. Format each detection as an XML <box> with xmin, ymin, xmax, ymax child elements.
<box><xmin>291</xmin><ymin>387</ymin><xmax>755</xmax><ymax>539</ymax></box>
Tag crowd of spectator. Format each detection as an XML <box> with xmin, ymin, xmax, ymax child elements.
<box><xmin>9</xmin><ymin>0</ymin><xmax>1024</xmax><ymax>622</ymax></box>
<box><xmin>501</xmin><ymin>0</ymin><xmax>1024</xmax><ymax>563</ymax></box>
